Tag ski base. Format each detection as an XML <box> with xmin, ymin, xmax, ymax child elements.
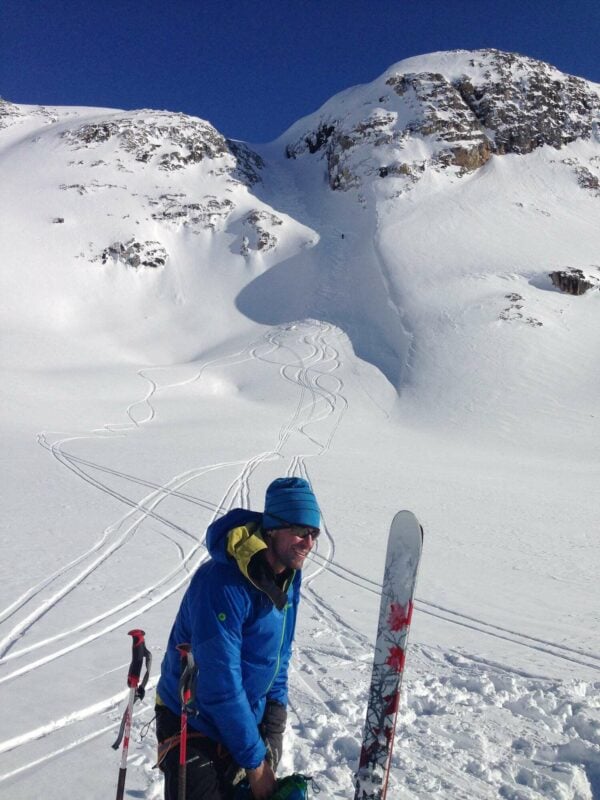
<box><xmin>354</xmin><ymin>511</ymin><xmax>423</xmax><ymax>800</ymax></box>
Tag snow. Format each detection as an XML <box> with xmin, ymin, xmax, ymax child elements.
<box><xmin>1</xmin><ymin>49</ymin><xmax>599</xmax><ymax>799</ymax></box>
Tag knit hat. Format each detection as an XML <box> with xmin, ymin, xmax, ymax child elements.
<box><xmin>263</xmin><ymin>477</ymin><xmax>320</xmax><ymax>530</ymax></box>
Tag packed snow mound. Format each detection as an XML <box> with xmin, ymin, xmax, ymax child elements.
<box><xmin>0</xmin><ymin>103</ymin><xmax>316</xmax><ymax>365</ymax></box>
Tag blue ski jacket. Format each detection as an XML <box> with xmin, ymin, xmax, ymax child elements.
<box><xmin>156</xmin><ymin>508</ymin><xmax>301</xmax><ymax>769</ymax></box>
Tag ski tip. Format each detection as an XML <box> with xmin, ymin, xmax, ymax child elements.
<box><xmin>391</xmin><ymin>510</ymin><xmax>423</xmax><ymax>533</ymax></box>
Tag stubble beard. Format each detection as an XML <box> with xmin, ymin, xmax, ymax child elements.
<box><xmin>268</xmin><ymin>536</ymin><xmax>311</xmax><ymax>573</ymax></box>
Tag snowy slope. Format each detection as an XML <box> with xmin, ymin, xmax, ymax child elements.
<box><xmin>1</xmin><ymin>49</ymin><xmax>599</xmax><ymax>799</ymax></box>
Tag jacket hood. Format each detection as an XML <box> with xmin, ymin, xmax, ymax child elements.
<box><xmin>205</xmin><ymin>507</ymin><xmax>292</xmax><ymax>610</ymax></box>
<box><xmin>206</xmin><ymin>508</ymin><xmax>263</xmax><ymax>563</ymax></box>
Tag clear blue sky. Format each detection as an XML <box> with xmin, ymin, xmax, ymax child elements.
<box><xmin>1</xmin><ymin>0</ymin><xmax>599</xmax><ymax>143</ymax></box>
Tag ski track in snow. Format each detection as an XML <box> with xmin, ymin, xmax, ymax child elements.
<box><xmin>2</xmin><ymin>320</ymin><xmax>599</xmax><ymax>799</ymax></box>
<box><xmin>0</xmin><ymin>320</ymin><xmax>353</xmax><ymax>790</ymax></box>
<box><xmin>306</xmin><ymin>551</ymin><xmax>600</xmax><ymax>674</ymax></box>
<box><xmin>0</xmin><ymin>322</ymin><xmax>341</xmax><ymax>653</ymax></box>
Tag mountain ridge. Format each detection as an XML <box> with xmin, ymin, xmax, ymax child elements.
<box><xmin>282</xmin><ymin>48</ymin><xmax>600</xmax><ymax>192</ymax></box>
<box><xmin>1</xmin><ymin>48</ymin><xmax>598</xmax><ymax>417</ymax></box>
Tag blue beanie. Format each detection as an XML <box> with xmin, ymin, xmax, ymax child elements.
<box><xmin>263</xmin><ymin>477</ymin><xmax>320</xmax><ymax>530</ymax></box>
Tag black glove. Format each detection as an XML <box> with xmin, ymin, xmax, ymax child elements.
<box><xmin>259</xmin><ymin>700</ymin><xmax>287</xmax><ymax>771</ymax></box>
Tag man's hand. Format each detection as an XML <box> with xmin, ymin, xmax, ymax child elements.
<box><xmin>247</xmin><ymin>759</ymin><xmax>277</xmax><ymax>800</ymax></box>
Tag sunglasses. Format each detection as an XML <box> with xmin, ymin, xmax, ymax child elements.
<box><xmin>267</xmin><ymin>519</ymin><xmax>320</xmax><ymax>539</ymax></box>
<box><xmin>280</xmin><ymin>525</ymin><xmax>320</xmax><ymax>540</ymax></box>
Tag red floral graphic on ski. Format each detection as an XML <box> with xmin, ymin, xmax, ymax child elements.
<box><xmin>382</xmin><ymin>601</ymin><xmax>412</xmax><ymax>672</ymax></box>
<box><xmin>387</xmin><ymin>601</ymin><xmax>413</xmax><ymax>632</ymax></box>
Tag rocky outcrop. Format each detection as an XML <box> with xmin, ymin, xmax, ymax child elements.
<box><xmin>285</xmin><ymin>49</ymin><xmax>600</xmax><ymax>193</ymax></box>
<box><xmin>0</xmin><ymin>99</ymin><xmax>59</xmax><ymax>130</ymax></box>
<box><xmin>226</xmin><ymin>140</ymin><xmax>265</xmax><ymax>185</ymax></box>
<box><xmin>59</xmin><ymin>180</ymin><xmax>125</xmax><ymax>195</ymax></box>
<box><xmin>61</xmin><ymin>111</ymin><xmax>263</xmax><ymax>185</ymax></box>
<box><xmin>287</xmin><ymin>108</ymin><xmax>405</xmax><ymax>191</ymax></box>
<box><xmin>454</xmin><ymin>51</ymin><xmax>598</xmax><ymax>154</ymax></box>
<box><xmin>150</xmin><ymin>194</ymin><xmax>234</xmax><ymax>232</ymax></box>
<box><xmin>574</xmin><ymin>165</ymin><xmax>600</xmax><ymax>192</ymax></box>
<box><xmin>549</xmin><ymin>269</ymin><xmax>597</xmax><ymax>295</ymax></box>
<box><xmin>62</xmin><ymin>112</ymin><xmax>227</xmax><ymax>167</ymax></box>
<box><xmin>97</xmin><ymin>239</ymin><xmax>168</xmax><ymax>269</ymax></box>
<box><xmin>386</xmin><ymin>71</ymin><xmax>493</xmax><ymax>173</ymax></box>
<box><xmin>0</xmin><ymin>97</ymin><xmax>23</xmax><ymax>129</ymax></box>
<box><xmin>240</xmin><ymin>210</ymin><xmax>284</xmax><ymax>255</ymax></box>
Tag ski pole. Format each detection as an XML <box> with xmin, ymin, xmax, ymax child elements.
<box><xmin>113</xmin><ymin>629</ymin><xmax>152</xmax><ymax>800</ymax></box>
<box><xmin>176</xmin><ymin>643</ymin><xmax>197</xmax><ymax>800</ymax></box>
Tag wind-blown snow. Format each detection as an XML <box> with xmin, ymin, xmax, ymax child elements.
<box><xmin>1</xmin><ymin>49</ymin><xmax>599</xmax><ymax>799</ymax></box>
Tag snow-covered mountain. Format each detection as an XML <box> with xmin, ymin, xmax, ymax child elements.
<box><xmin>1</xmin><ymin>49</ymin><xmax>599</xmax><ymax>799</ymax></box>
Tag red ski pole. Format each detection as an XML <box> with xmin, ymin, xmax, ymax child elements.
<box><xmin>176</xmin><ymin>643</ymin><xmax>197</xmax><ymax>800</ymax></box>
<box><xmin>113</xmin><ymin>629</ymin><xmax>152</xmax><ymax>800</ymax></box>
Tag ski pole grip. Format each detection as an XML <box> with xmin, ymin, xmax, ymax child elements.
<box><xmin>177</xmin><ymin>643</ymin><xmax>191</xmax><ymax>683</ymax></box>
<box><xmin>127</xmin><ymin>629</ymin><xmax>146</xmax><ymax>688</ymax></box>
<box><xmin>176</xmin><ymin>643</ymin><xmax>196</xmax><ymax>706</ymax></box>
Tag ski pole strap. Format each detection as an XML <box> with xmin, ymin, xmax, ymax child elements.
<box><xmin>137</xmin><ymin>644</ymin><xmax>152</xmax><ymax>701</ymax></box>
<box><xmin>112</xmin><ymin>629</ymin><xmax>152</xmax><ymax>750</ymax></box>
<box><xmin>176</xmin><ymin>643</ymin><xmax>197</xmax><ymax>712</ymax></box>
<box><xmin>155</xmin><ymin>730</ymin><xmax>208</xmax><ymax>768</ymax></box>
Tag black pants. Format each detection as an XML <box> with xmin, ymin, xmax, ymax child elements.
<box><xmin>156</xmin><ymin>705</ymin><xmax>239</xmax><ymax>800</ymax></box>
<box><xmin>156</xmin><ymin>702</ymin><xmax>286</xmax><ymax>800</ymax></box>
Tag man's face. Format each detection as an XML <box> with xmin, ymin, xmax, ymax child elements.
<box><xmin>266</xmin><ymin>527</ymin><xmax>317</xmax><ymax>573</ymax></box>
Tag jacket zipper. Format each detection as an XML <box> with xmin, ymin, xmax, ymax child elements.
<box><xmin>265</xmin><ymin>570</ymin><xmax>295</xmax><ymax>694</ymax></box>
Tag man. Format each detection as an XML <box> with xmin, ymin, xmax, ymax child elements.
<box><xmin>156</xmin><ymin>476</ymin><xmax>321</xmax><ymax>800</ymax></box>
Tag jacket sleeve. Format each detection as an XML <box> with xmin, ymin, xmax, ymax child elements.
<box><xmin>266</xmin><ymin>571</ymin><xmax>301</xmax><ymax>706</ymax></box>
<box><xmin>188</xmin><ymin>576</ymin><xmax>267</xmax><ymax>769</ymax></box>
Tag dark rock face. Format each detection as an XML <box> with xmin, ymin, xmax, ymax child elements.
<box><xmin>226</xmin><ymin>140</ymin><xmax>265</xmax><ymax>185</ymax></box>
<box><xmin>240</xmin><ymin>210</ymin><xmax>284</xmax><ymax>255</ymax></box>
<box><xmin>549</xmin><ymin>269</ymin><xmax>596</xmax><ymax>295</ymax></box>
<box><xmin>287</xmin><ymin>108</ymin><xmax>404</xmax><ymax>191</ymax></box>
<box><xmin>285</xmin><ymin>122</ymin><xmax>337</xmax><ymax>159</ymax></box>
<box><xmin>454</xmin><ymin>51</ymin><xmax>598</xmax><ymax>155</ymax></box>
<box><xmin>384</xmin><ymin>71</ymin><xmax>495</xmax><ymax>175</ymax></box>
<box><xmin>574</xmin><ymin>165</ymin><xmax>600</xmax><ymax>192</ymax></box>
<box><xmin>285</xmin><ymin>49</ymin><xmax>600</xmax><ymax>192</ymax></box>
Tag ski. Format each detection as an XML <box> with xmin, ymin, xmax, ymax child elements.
<box><xmin>354</xmin><ymin>511</ymin><xmax>423</xmax><ymax>800</ymax></box>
